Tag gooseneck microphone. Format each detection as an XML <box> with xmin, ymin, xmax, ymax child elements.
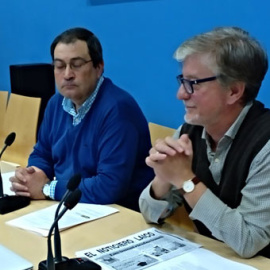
<box><xmin>0</xmin><ymin>132</ymin><xmax>16</xmax><ymax>197</ymax></box>
<box><xmin>0</xmin><ymin>132</ymin><xmax>30</xmax><ymax>214</ymax></box>
<box><xmin>39</xmin><ymin>188</ymin><xmax>101</xmax><ymax>270</ymax></box>
<box><xmin>54</xmin><ymin>174</ymin><xmax>82</xmax><ymax>263</ymax></box>
<box><xmin>0</xmin><ymin>132</ymin><xmax>16</xmax><ymax>159</ymax></box>
<box><xmin>47</xmin><ymin>189</ymin><xmax>82</xmax><ymax>270</ymax></box>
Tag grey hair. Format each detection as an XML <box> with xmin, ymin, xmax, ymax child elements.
<box><xmin>174</xmin><ymin>27</ymin><xmax>268</xmax><ymax>103</ymax></box>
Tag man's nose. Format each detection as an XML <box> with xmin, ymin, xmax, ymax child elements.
<box><xmin>176</xmin><ymin>84</ymin><xmax>190</xmax><ymax>100</ymax></box>
<box><xmin>63</xmin><ymin>65</ymin><xmax>75</xmax><ymax>79</ymax></box>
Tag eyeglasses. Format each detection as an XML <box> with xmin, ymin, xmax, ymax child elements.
<box><xmin>176</xmin><ymin>74</ymin><xmax>218</xmax><ymax>94</ymax></box>
<box><xmin>52</xmin><ymin>58</ymin><xmax>93</xmax><ymax>73</ymax></box>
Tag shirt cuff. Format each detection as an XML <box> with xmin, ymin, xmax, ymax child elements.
<box><xmin>139</xmin><ymin>183</ymin><xmax>171</xmax><ymax>223</ymax></box>
<box><xmin>49</xmin><ymin>180</ymin><xmax>57</xmax><ymax>200</ymax></box>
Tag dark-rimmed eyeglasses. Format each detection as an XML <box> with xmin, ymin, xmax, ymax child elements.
<box><xmin>176</xmin><ymin>74</ymin><xmax>218</xmax><ymax>94</ymax></box>
<box><xmin>52</xmin><ymin>58</ymin><xmax>93</xmax><ymax>73</ymax></box>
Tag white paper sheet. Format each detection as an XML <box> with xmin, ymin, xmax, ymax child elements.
<box><xmin>1</xmin><ymin>171</ymin><xmax>16</xmax><ymax>195</ymax></box>
<box><xmin>0</xmin><ymin>244</ymin><xmax>33</xmax><ymax>270</ymax></box>
<box><xmin>6</xmin><ymin>203</ymin><xmax>119</xmax><ymax>237</ymax></box>
<box><xmin>147</xmin><ymin>248</ymin><xmax>257</xmax><ymax>270</ymax></box>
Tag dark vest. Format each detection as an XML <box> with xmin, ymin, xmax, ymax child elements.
<box><xmin>180</xmin><ymin>101</ymin><xmax>270</xmax><ymax>258</ymax></box>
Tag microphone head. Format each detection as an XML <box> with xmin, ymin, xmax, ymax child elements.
<box><xmin>64</xmin><ymin>189</ymin><xmax>81</xmax><ymax>210</ymax></box>
<box><xmin>66</xmin><ymin>173</ymin><xmax>81</xmax><ymax>191</ymax></box>
<box><xmin>5</xmin><ymin>132</ymin><xmax>16</xmax><ymax>146</ymax></box>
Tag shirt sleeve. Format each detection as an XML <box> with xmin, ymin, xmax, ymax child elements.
<box><xmin>139</xmin><ymin>182</ymin><xmax>184</xmax><ymax>223</ymax></box>
<box><xmin>139</xmin><ymin>183</ymin><xmax>171</xmax><ymax>223</ymax></box>
<box><xmin>190</xmin><ymin>140</ymin><xmax>270</xmax><ymax>258</ymax></box>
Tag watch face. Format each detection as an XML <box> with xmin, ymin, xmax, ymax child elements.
<box><xmin>183</xmin><ymin>180</ymin><xmax>195</xmax><ymax>193</ymax></box>
<box><xmin>43</xmin><ymin>184</ymin><xmax>50</xmax><ymax>197</ymax></box>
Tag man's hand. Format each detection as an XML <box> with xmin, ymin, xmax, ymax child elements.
<box><xmin>146</xmin><ymin>134</ymin><xmax>194</xmax><ymax>188</ymax></box>
<box><xmin>10</xmin><ymin>166</ymin><xmax>50</xmax><ymax>199</ymax></box>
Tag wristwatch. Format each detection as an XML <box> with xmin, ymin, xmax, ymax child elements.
<box><xmin>179</xmin><ymin>176</ymin><xmax>200</xmax><ymax>195</ymax></box>
<box><xmin>42</xmin><ymin>183</ymin><xmax>51</xmax><ymax>199</ymax></box>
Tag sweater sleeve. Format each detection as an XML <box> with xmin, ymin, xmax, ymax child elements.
<box><xmin>28</xmin><ymin>97</ymin><xmax>56</xmax><ymax>180</ymax></box>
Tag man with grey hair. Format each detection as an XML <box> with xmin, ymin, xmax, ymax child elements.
<box><xmin>139</xmin><ymin>27</ymin><xmax>270</xmax><ymax>258</ymax></box>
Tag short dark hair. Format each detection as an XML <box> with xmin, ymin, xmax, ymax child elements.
<box><xmin>50</xmin><ymin>27</ymin><xmax>103</xmax><ymax>68</ymax></box>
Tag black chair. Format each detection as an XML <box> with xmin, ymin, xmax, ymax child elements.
<box><xmin>9</xmin><ymin>63</ymin><xmax>55</xmax><ymax>137</ymax></box>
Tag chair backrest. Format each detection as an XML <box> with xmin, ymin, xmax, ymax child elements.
<box><xmin>1</xmin><ymin>93</ymin><xmax>41</xmax><ymax>167</ymax></box>
<box><xmin>9</xmin><ymin>63</ymin><xmax>55</xmax><ymax>136</ymax></box>
<box><xmin>148</xmin><ymin>122</ymin><xmax>194</xmax><ymax>231</ymax></box>
<box><xmin>148</xmin><ymin>122</ymin><xmax>176</xmax><ymax>145</ymax></box>
<box><xmin>0</xmin><ymin>91</ymin><xmax>8</xmax><ymax>129</ymax></box>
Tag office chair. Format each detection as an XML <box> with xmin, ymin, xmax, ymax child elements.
<box><xmin>1</xmin><ymin>93</ymin><xmax>41</xmax><ymax>167</ymax></box>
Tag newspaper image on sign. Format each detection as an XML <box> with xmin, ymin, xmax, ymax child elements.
<box><xmin>76</xmin><ymin>227</ymin><xmax>201</xmax><ymax>270</ymax></box>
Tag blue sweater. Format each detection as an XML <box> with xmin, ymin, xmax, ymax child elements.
<box><xmin>28</xmin><ymin>78</ymin><xmax>154</xmax><ymax>211</ymax></box>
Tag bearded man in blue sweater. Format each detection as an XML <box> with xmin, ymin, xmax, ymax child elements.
<box><xmin>10</xmin><ymin>27</ymin><xmax>154</xmax><ymax>211</ymax></box>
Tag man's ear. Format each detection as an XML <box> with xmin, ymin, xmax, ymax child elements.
<box><xmin>227</xmin><ymin>81</ymin><xmax>245</xmax><ymax>105</ymax></box>
<box><xmin>97</xmin><ymin>61</ymin><xmax>104</xmax><ymax>78</ymax></box>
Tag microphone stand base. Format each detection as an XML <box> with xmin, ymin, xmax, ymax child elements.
<box><xmin>38</xmin><ymin>257</ymin><xmax>101</xmax><ymax>270</ymax></box>
<box><xmin>0</xmin><ymin>195</ymin><xmax>30</xmax><ymax>215</ymax></box>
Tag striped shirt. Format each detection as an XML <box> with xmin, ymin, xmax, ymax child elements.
<box><xmin>139</xmin><ymin>101</ymin><xmax>270</xmax><ymax>257</ymax></box>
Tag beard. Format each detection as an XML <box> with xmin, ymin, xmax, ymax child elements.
<box><xmin>184</xmin><ymin>113</ymin><xmax>204</xmax><ymax>126</ymax></box>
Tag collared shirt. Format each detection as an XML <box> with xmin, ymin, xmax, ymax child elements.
<box><xmin>204</xmin><ymin>102</ymin><xmax>252</xmax><ymax>184</ymax></box>
<box><xmin>139</xmin><ymin>101</ymin><xmax>270</xmax><ymax>257</ymax></box>
<box><xmin>48</xmin><ymin>76</ymin><xmax>104</xmax><ymax>199</ymax></box>
<box><xmin>62</xmin><ymin>76</ymin><xmax>104</xmax><ymax>126</ymax></box>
